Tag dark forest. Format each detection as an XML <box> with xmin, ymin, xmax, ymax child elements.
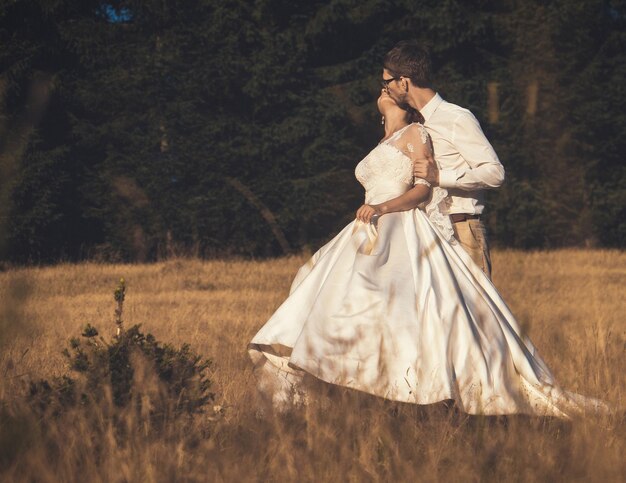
<box><xmin>1</xmin><ymin>0</ymin><xmax>624</xmax><ymax>262</ymax></box>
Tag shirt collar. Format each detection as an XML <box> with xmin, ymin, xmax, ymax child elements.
<box><xmin>420</xmin><ymin>92</ymin><xmax>443</xmax><ymax>123</ymax></box>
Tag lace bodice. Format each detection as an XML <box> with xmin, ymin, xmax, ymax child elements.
<box><xmin>355</xmin><ymin>124</ymin><xmax>416</xmax><ymax>191</ymax></box>
<box><xmin>354</xmin><ymin>123</ymin><xmax>454</xmax><ymax>242</ymax></box>
<box><xmin>355</xmin><ymin>143</ymin><xmax>414</xmax><ymax>190</ymax></box>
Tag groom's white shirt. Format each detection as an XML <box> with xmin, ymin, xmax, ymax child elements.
<box><xmin>421</xmin><ymin>93</ymin><xmax>504</xmax><ymax>215</ymax></box>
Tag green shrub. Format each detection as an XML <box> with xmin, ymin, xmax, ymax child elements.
<box><xmin>28</xmin><ymin>278</ymin><xmax>214</xmax><ymax>421</ymax></box>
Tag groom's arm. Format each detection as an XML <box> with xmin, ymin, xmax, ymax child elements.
<box><xmin>438</xmin><ymin>111</ymin><xmax>505</xmax><ymax>191</ymax></box>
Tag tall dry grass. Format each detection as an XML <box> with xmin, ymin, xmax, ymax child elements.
<box><xmin>0</xmin><ymin>249</ymin><xmax>624</xmax><ymax>482</ymax></box>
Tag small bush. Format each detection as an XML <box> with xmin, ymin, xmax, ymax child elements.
<box><xmin>28</xmin><ymin>278</ymin><xmax>214</xmax><ymax>423</ymax></box>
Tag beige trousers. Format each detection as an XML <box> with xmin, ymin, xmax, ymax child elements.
<box><xmin>452</xmin><ymin>218</ymin><xmax>492</xmax><ymax>279</ymax></box>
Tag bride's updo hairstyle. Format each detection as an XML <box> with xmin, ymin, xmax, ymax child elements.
<box><xmin>384</xmin><ymin>40</ymin><xmax>433</xmax><ymax>89</ymax></box>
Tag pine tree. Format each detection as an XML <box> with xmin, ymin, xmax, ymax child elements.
<box><xmin>2</xmin><ymin>0</ymin><xmax>624</xmax><ymax>261</ymax></box>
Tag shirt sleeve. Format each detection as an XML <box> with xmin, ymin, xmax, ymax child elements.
<box><xmin>439</xmin><ymin>111</ymin><xmax>505</xmax><ymax>190</ymax></box>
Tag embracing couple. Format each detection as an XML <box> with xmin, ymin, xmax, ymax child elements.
<box><xmin>248</xmin><ymin>40</ymin><xmax>608</xmax><ymax>418</ymax></box>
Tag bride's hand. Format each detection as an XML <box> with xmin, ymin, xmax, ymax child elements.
<box><xmin>356</xmin><ymin>204</ymin><xmax>382</xmax><ymax>223</ymax></box>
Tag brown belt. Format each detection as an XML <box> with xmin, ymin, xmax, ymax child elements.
<box><xmin>449</xmin><ymin>213</ymin><xmax>481</xmax><ymax>224</ymax></box>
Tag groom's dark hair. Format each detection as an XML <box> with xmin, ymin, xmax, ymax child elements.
<box><xmin>384</xmin><ymin>40</ymin><xmax>433</xmax><ymax>89</ymax></box>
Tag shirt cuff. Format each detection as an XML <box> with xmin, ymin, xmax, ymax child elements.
<box><xmin>438</xmin><ymin>169</ymin><xmax>458</xmax><ymax>189</ymax></box>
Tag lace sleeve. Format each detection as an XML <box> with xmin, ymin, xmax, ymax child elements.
<box><xmin>414</xmin><ymin>178</ymin><xmax>431</xmax><ymax>188</ymax></box>
<box><xmin>401</xmin><ymin>124</ymin><xmax>432</xmax><ymax>188</ymax></box>
<box><xmin>393</xmin><ymin>123</ymin><xmax>455</xmax><ymax>242</ymax></box>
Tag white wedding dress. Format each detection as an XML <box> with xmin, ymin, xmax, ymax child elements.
<box><xmin>248</xmin><ymin>123</ymin><xmax>607</xmax><ymax>418</ymax></box>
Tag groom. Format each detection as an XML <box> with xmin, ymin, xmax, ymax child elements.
<box><xmin>382</xmin><ymin>40</ymin><xmax>504</xmax><ymax>278</ymax></box>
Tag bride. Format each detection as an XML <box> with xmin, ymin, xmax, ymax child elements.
<box><xmin>248</xmin><ymin>92</ymin><xmax>607</xmax><ymax>419</ymax></box>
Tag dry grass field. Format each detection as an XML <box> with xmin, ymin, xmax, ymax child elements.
<box><xmin>0</xmin><ymin>249</ymin><xmax>624</xmax><ymax>482</ymax></box>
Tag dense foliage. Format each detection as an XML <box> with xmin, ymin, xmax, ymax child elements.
<box><xmin>1</xmin><ymin>0</ymin><xmax>624</xmax><ymax>262</ymax></box>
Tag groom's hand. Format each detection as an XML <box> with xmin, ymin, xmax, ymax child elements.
<box><xmin>413</xmin><ymin>154</ymin><xmax>439</xmax><ymax>186</ymax></box>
